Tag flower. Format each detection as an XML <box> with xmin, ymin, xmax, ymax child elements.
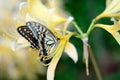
<box><xmin>95</xmin><ymin>19</ymin><xmax>120</xmax><ymax>45</ymax></box>
<box><xmin>96</xmin><ymin>0</ymin><xmax>120</xmax><ymax>20</ymax></box>
<box><xmin>0</xmin><ymin>0</ymin><xmax>46</xmax><ymax>80</ymax></box>
<box><xmin>16</xmin><ymin>0</ymin><xmax>78</xmax><ymax>80</ymax></box>
<box><xmin>93</xmin><ymin>0</ymin><xmax>120</xmax><ymax>45</ymax></box>
<box><xmin>19</xmin><ymin>0</ymin><xmax>67</xmax><ymax>27</ymax></box>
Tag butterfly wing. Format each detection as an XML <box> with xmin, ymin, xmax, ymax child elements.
<box><xmin>44</xmin><ymin>30</ymin><xmax>58</xmax><ymax>54</ymax></box>
<box><xmin>26</xmin><ymin>21</ymin><xmax>58</xmax><ymax>56</ymax></box>
<box><xmin>17</xmin><ymin>26</ymin><xmax>40</xmax><ymax>49</ymax></box>
<box><xmin>26</xmin><ymin>21</ymin><xmax>44</xmax><ymax>39</ymax></box>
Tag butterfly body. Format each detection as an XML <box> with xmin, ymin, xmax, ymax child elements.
<box><xmin>17</xmin><ymin>21</ymin><xmax>58</xmax><ymax>57</ymax></box>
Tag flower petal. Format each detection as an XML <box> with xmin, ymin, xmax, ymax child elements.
<box><xmin>47</xmin><ymin>33</ymin><xmax>74</xmax><ymax>80</ymax></box>
<box><xmin>95</xmin><ymin>23</ymin><xmax>120</xmax><ymax>45</ymax></box>
<box><xmin>27</xmin><ymin>0</ymin><xmax>66</xmax><ymax>26</ymax></box>
<box><xmin>64</xmin><ymin>42</ymin><xmax>78</xmax><ymax>63</ymax></box>
<box><xmin>27</xmin><ymin>0</ymin><xmax>47</xmax><ymax>21</ymax></box>
<box><xmin>96</xmin><ymin>0</ymin><xmax>120</xmax><ymax>20</ymax></box>
<box><xmin>47</xmin><ymin>39</ymin><xmax>66</xmax><ymax>80</ymax></box>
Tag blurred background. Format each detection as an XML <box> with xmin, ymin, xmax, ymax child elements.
<box><xmin>0</xmin><ymin>0</ymin><xmax>120</xmax><ymax>80</ymax></box>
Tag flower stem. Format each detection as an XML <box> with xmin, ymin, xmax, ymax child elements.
<box><xmin>72</xmin><ymin>21</ymin><xmax>84</xmax><ymax>35</ymax></box>
<box><xmin>86</xmin><ymin>19</ymin><xmax>96</xmax><ymax>36</ymax></box>
<box><xmin>87</xmin><ymin>46</ymin><xmax>102</xmax><ymax>80</ymax></box>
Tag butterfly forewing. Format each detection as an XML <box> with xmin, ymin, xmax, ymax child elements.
<box><xmin>26</xmin><ymin>22</ymin><xmax>44</xmax><ymax>39</ymax></box>
<box><xmin>17</xmin><ymin>26</ymin><xmax>40</xmax><ymax>49</ymax></box>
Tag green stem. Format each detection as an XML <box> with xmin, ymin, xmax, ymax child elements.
<box><xmin>72</xmin><ymin>21</ymin><xmax>84</xmax><ymax>35</ymax></box>
<box><xmin>72</xmin><ymin>19</ymin><xmax>97</xmax><ymax>39</ymax></box>
<box><xmin>86</xmin><ymin>19</ymin><xmax>96</xmax><ymax>36</ymax></box>
<box><xmin>66</xmin><ymin>30</ymin><xmax>83</xmax><ymax>38</ymax></box>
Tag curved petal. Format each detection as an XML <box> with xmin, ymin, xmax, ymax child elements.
<box><xmin>27</xmin><ymin>0</ymin><xmax>66</xmax><ymax>26</ymax></box>
<box><xmin>27</xmin><ymin>0</ymin><xmax>47</xmax><ymax>21</ymax></box>
<box><xmin>96</xmin><ymin>0</ymin><xmax>120</xmax><ymax>20</ymax></box>
<box><xmin>64</xmin><ymin>42</ymin><xmax>78</xmax><ymax>63</ymax></box>
<box><xmin>95</xmin><ymin>23</ymin><xmax>120</xmax><ymax>45</ymax></box>
<box><xmin>47</xmin><ymin>39</ymin><xmax>66</xmax><ymax>80</ymax></box>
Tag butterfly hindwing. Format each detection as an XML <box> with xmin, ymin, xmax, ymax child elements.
<box><xmin>44</xmin><ymin>29</ymin><xmax>58</xmax><ymax>53</ymax></box>
<box><xmin>17</xmin><ymin>26</ymin><xmax>40</xmax><ymax>49</ymax></box>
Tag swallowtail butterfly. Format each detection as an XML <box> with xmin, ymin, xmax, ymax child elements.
<box><xmin>17</xmin><ymin>21</ymin><xmax>58</xmax><ymax>62</ymax></box>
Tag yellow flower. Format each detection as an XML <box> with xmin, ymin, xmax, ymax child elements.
<box><xmin>0</xmin><ymin>0</ymin><xmax>46</xmax><ymax>79</ymax></box>
<box><xmin>16</xmin><ymin>0</ymin><xmax>78</xmax><ymax>80</ymax></box>
<box><xmin>96</xmin><ymin>0</ymin><xmax>120</xmax><ymax>20</ymax></box>
<box><xmin>19</xmin><ymin>0</ymin><xmax>66</xmax><ymax>27</ymax></box>
<box><xmin>95</xmin><ymin>20</ymin><xmax>120</xmax><ymax>45</ymax></box>
<box><xmin>93</xmin><ymin>0</ymin><xmax>120</xmax><ymax>45</ymax></box>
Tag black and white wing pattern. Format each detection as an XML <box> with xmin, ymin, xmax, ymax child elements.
<box><xmin>17</xmin><ymin>26</ymin><xmax>40</xmax><ymax>49</ymax></box>
<box><xmin>26</xmin><ymin>21</ymin><xmax>58</xmax><ymax>56</ymax></box>
<box><xmin>17</xmin><ymin>21</ymin><xmax>58</xmax><ymax>56</ymax></box>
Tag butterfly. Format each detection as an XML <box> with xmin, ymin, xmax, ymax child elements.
<box><xmin>17</xmin><ymin>21</ymin><xmax>59</xmax><ymax>63</ymax></box>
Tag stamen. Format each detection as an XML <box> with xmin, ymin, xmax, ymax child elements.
<box><xmin>63</xmin><ymin>16</ymin><xmax>74</xmax><ymax>35</ymax></box>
